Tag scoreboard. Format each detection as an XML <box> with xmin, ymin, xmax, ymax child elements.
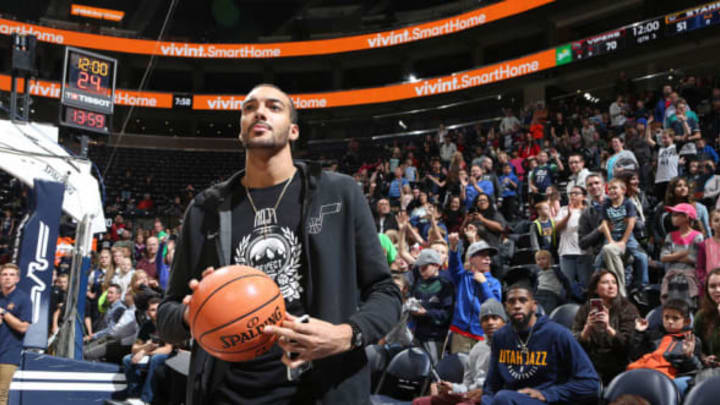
<box><xmin>60</xmin><ymin>47</ymin><xmax>117</xmax><ymax>134</ymax></box>
<box><xmin>571</xmin><ymin>17</ymin><xmax>664</xmax><ymax>61</ymax></box>
<box><xmin>572</xmin><ymin>28</ymin><xmax>627</xmax><ymax>60</ymax></box>
<box><xmin>665</xmin><ymin>1</ymin><xmax>720</xmax><ymax>36</ymax></box>
<box><xmin>565</xmin><ymin>1</ymin><xmax>720</xmax><ymax>65</ymax></box>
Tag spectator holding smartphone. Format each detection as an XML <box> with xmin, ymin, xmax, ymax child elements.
<box><xmin>572</xmin><ymin>270</ymin><xmax>639</xmax><ymax>384</ymax></box>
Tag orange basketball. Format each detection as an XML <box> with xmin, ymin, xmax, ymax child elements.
<box><xmin>188</xmin><ymin>265</ymin><xmax>286</xmax><ymax>362</ymax></box>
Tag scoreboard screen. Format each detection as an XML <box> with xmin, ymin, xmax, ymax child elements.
<box><xmin>61</xmin><ymin>47</ymin><xmax>117</xmax><ymax>115</ymax></box>
<box><xmin>629</xmin><ymin>17</ymin><xmax>664</xmax><ymax>45</ymax></box>
<box><xmin>665</xmin><ymin>1</ymin><xmax>720</xmax><ymax>36</ymax></box>
<box><xmin>572</xmin><ymin>28</ymin><xmax>627</xmax><ymax>61</ymax></box>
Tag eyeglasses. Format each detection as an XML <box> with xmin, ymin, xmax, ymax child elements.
<box><xmin>477</xmin><ymin>199</ymin><xmax>490</xmax><ymax>203</ymax></box>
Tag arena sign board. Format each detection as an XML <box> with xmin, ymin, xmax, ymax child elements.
<box><xmin>70</xmin><ymin>4</ymin><xmax>125</xmax><ymax>22</ymax></box>
<box><xmin>0</xmin><ymin>49</ymin><xmax>557</xmax><ymax>109</ymax></box>
<box><xmin>0</xmin><ymin>0</ymin><xmax>553</xmax><ymax>58</ymax></box>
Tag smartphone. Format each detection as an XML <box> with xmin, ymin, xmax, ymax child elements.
<box><xmin>287</xmin><ymin>314</ymin><xmax>312</xmax><ymax>381</ymax></box>
<box><xmin>590</xmin><ymin>299</ymin><xmax>604</xmax><ymax>313</ymax></box>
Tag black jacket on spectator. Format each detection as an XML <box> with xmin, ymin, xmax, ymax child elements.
<box><xmin>571</xmin><ymin>299</ymin><xmax>639</xmax><ymax>384</ymax></box>
<box><xmin>375</xmin><ymin>213</ymin><xmax>398</xmax><ymax>233</ymax></box>
<box><xmin>157</xmin><ymin>161</ymin><xmax>401</xmax><ymax>405</ymax></box>
<box><xmin>578</xmin><ymin>203</ymin><xmax>605</xmax><ymax>256</ymax></box>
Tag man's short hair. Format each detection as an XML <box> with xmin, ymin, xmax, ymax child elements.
<box><xmin>663</xmin><ymin>298</ymin><xmax>690</xmax><ymax>320</ymax></box>
<box><xmin>569</xmin><ymin>153</ymin><xmax>584</xmax><ymax>161</ymax></box>
<box><xmin>147</xmin><ymin>297</ymin><xmax>162</xmax><ymax>308</ymax></box>
<box><xmin>246</xmin><ymin>83</ymin><xmax>298</xmax><ymax>124</ymax></box>
<box><xmin>0</xmin><ymin>263</ymin><xmax>20</xmax><ymax>275</ymax></box>
<box><xmin>507</xmin><ymin>280</ymin><xmax>535</xmax><ymax>298</ymax></box>
<box><xmin>586</xmin><ymin>172</ymin><xmax>604</xmax><ymax>183</ymax></box>
<box><xmin>107</xmin><ymin>283</ymin><xmax>122</xmax><ymax>293</ymax></box>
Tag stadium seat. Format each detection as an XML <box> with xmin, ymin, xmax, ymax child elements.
<box><xmin>510</xmin><ymin>248</ymin><xmax>535</xmax><ymax>266</ymax></box>
<box><xmin>434</xmin><ymin>353</ymin><xmax>465</xmax><ymax>384</ymax></box>
<box><xmin>549</xmin><ymin>303</ymin><xmax>580</xmax><ymax>329</ymax></box>
<box><xmin>516</xmin><ymin>233</ymin><xmax>532</xmax><ymax>249</ymax></box>
<box><xmin>603</xmin><ymin>369</ymin><xmax>679</xmax><ymax>405</ymax></box>
<box><xmin>371</xmin><ymin>347</ymin><xmax>431</xmax><ymax>404</ymax></box>
<box><xmin>683</xmin><ymin>375</ymin><xmax>720</xmax><ymax>405</ymax></box>
<box><xmin>366</xmin><ymin>344</ymin><xmax>390</xmax><ymax>391</ymax></box>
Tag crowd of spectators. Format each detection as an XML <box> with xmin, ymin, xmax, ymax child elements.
<box><xmin>2</xmin><ymin>71</ymin><xmax>720</xmax><ymax>403</ymax></box>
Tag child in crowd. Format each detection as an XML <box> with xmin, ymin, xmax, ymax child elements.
<box><xmin>629</xmin><ymin>299</ymin><xmax>703</xmax><ymax>398</ymax></box>
<box><xmin>660</xmin><ymin>203</ymin><xmax>703</xmax><ymax>304</ymax></box>
<box><xmin>599</xmin><ymin>178</ymin><xmax>648</xmax><ymax>297</ymax></box>
<box><xmin>533</xmin><ymin>250</ymin><xmax>565</xmax><ymax>314</ymax></box>
<box><xmin>409</xmin><ymin>249</ymin><xmax>454</xmax><ymax>365</ymax></box>
<box><xmin>531</xmin><ymin>200</ymin><xmax>558</xmax><ymax>257</ymax></box>
<box><xmin>696</xmin><ymin>209</ymin><xmax>720</xmax><ymax>294</ymax></box>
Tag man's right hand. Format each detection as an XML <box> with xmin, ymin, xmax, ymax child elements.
<box><xmin>437</xmin><ymin>381</ymin><xmax>454</xmax><ymax>394</ymax></box>
<box><xmin>464</xmin><ymin>388</ymin><xmax>483</xmax><ymax>401</ymax></box>
<box><xmin>182</xmin><ymin>267</ymin><xmax>215</xmax><ymax>326</ymax></box>
<box><xmin>448</xmin><ymin>233</ymin><xmax>460</xmax><ymax>250</ymax></box>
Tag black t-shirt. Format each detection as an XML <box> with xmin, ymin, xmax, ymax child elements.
<box><xmin>137</xmin><ymin>320</ymin><xmax>156</xmax><ymax>342</ymax></box>
<box><xmin>213</xmin><ymin>173</ymin><xmax>307</xmax><ymax>405</ymax></box>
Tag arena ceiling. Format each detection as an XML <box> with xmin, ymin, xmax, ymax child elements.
<box><xmin>6</xmin><ymin>0</ymin><xmax>479</xmax><ymax>42</ymax></box>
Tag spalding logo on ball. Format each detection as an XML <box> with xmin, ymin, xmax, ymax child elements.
<box><xmin>188</xmin><ymin>265</ymin><xmax>286</xmax><ymax>362</ymax></box>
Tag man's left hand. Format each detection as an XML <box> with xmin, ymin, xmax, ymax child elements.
<box><xmin>518</xmin><ymin>388</ymin><xmax>546</xmax><ymax>402</ymax></box>
<box><xmin>464</xmin><ymin>388</ymin><xmax>484</xmax><ymax>401</ymax></box>
<box><xmin>264</xmin><ymin>314</ymin><xmax>353</xmax><ymax>368</ymax></box>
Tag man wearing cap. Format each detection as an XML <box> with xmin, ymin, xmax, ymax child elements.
<box><xmin>447</xmin><ymin>234</ymin><xmax>502</xmax><ymax>354</ymax></box>
<box><xmin>482</xmin><ymin>283</ymin><xmax>600</xmax><ymax>405</ymax></box>
<box><xmin>409</xmin><ymin>248</ymin><xmax>455</xmax><ymax>365</ymax></box>
<box><xmin>413</xmin><ymin>299</ymin><xmax>508</xmax><ymax>405</ymax></box>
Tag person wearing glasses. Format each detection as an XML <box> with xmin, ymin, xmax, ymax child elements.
<box><xmin>566</xmin><ymin>153</ymin><xmax>590</xmax><ymax>197</ymax></box>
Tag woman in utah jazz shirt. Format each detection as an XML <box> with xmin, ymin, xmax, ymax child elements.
<box><xmin>482</xmin><ymin>283</ymin><xmax>600</xmax><ymax>404</ymax></box>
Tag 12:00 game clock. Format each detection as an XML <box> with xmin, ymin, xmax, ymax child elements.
<box><xmin>60</xmin><ymin>47</ymin><xmax>117</xmax><ymax>134</ymax></box>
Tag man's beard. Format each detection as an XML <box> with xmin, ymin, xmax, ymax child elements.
<box><xmin>241</xmin><ymin>125</ymin><xmax>290</xmax><ymax>151</ymax></box>
<box><xmin>243</xmin><ymin>132</ymin><xmax>289</xmax><ymax>150</ymax></box>
<box><xmin>511</xmin><ymin>312</ymin><xmax>531</xmax><ymax>331</ymax></box>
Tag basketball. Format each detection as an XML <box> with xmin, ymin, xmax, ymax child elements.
<box><xmin>188</xmin><ymin>265</ymin><xmax>286</xmax><ymax>362</ymax></box>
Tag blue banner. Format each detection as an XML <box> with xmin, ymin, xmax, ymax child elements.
<box><xmin>16</xmin><ymin>179</ymin><xmax>65</xmax><ymax>349</ymax></box>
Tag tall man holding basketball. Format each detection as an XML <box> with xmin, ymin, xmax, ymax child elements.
<box><xmin>157</xmin><ymin>84</ymin><xmax>402</xmax><ymax>404</ymax></box>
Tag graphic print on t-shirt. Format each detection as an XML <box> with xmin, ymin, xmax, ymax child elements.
<box><xmin>233</xmin><ymin>207</ymin><xmax>303</xmax><ymax>303</ymax></box>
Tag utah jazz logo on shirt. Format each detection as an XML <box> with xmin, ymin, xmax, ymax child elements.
<box><xmin>499</xmin><ymin>349</ymin><xmax>548</xmax><ymax>380</ymax></box>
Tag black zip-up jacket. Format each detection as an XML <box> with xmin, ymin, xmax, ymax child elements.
<box><xmin>578</xmin><ymin>201</ymin><xmax>605</xmax><ymax>256</ymax></box>
<box><xmin>157</xmin><ymin>161</ymin><xmax>401</xmax><ymax>404</ymax></box>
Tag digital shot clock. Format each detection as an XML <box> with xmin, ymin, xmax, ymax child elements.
<box><xmin>60</xmin><ymin>47</ymin><xmax>117</xmax><ymax>134</ymax></box>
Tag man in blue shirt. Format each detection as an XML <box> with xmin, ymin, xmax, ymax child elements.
<box><xmin>0</xmin><ymin>263</ymin><xmax>32</xmax><ymax>405</ymax></box>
